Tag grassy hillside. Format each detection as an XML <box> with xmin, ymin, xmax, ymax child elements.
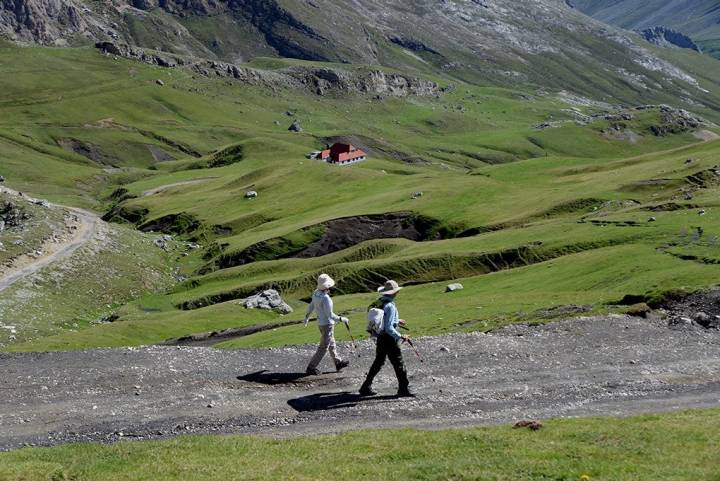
<box><xmin>2</xmin><ymin>409</ymin><xmax>719</xmax><ymax>480</ymax></box>
<box><xmin>1</xmin><ymin>42</ymin><xmax>720</xmax><ymax>351</ymax></box>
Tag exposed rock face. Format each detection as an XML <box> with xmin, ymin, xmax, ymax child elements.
<box><xmin>639</xmin><ymin>26</ymin><xmax>701</xmax><ymax>52</ymax></box>
<box><xmin>96</xmin><ymin>41</ymin><xmax>441</xmax><ymax>97</ymax></box>
<box><xmin>0</xmin><ymin>0</ymin><xmax>88</xmax><ymax>44</ymax></box>
<box><xmin>95</xmin><ymin>41</ymin><xmax>184</xmax><ymax>67</ymax></box>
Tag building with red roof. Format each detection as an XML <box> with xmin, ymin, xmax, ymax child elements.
<box><xmin>320</xmin><ymin>143</ymin><xmax>367</xmax><ymax>165</ymax></box>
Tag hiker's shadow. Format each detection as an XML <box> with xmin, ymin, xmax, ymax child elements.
<box><xmin>237</xmin><ymin>370</ymin><xmax>309</xmax><ymax>385</ymax></box>
<box><xmin>288</xmin><ymin>391</ymin><xmax>397</xmax><ymax>412</ymax></box>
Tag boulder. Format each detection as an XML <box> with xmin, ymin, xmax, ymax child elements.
<box><xmin>693</xmin><ymin>311</ymin><xmax>711</xmax><ymax>327</ymax></box>
<box><xmin>245</xmin><ymin>191</ymin><xmax>258</xmax><ymax>199</ymax></box>
<box><xmin>669</xmin><ymin>316</ymin><xmax>694</xmax><ymax>327</ymax></box>
<box><xmin>240</xmin><ymin>289</ymin><xmax>293</xmax><ymax>314</ymax></box>
<box><xmin>626</xmin><ymin>303</ymin><xmax>651</xmax><ymax>318</ymax></box>
<box><xmin>514</xmin><ymin>420</ymin><xmax>543</xmax><ymax>431</ymax></box>
<box><xmin>446</xmin><ymin>283</ymin><xmax>464</xmax><ymax>292</ymax></box>
<box><xmin>0</xmin><ymin>201</ymin><xmax>29</xmax><ymax>227</ymax></box>
<box><xmin>156</xmin><ymin>79</ymin><xmax>165</xmax><ymax>86</ymax></box>
<box><xmin>288</xmin><ymin>120</ymin><xmax>303</xmax><ymax>132</ymax></box>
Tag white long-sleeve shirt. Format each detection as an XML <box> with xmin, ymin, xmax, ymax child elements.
<box><xmin>304</xmin><ymin>290</ymin><xmax>341</xmax><ymax>326</ymax></box>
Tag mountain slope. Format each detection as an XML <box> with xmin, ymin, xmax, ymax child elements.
<box><xmin>572</xmin><ymin>0</ymin><xmax>720</xmax><ymax>57</ymax></box>
<box><xmin>1</xmin><ymin>0</ymin><xmax>719</xmax><ymax>109</ymax></box>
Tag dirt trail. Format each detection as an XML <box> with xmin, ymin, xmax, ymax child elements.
<box><xmin>1</xmin><ymin>315</ymin><xmax>718</xmax><ymax>451</ymax></box>
<box><xmin>141</xmin><ymin>177</ymin><xmax>218</xmax><ymax>197</ymax></box>
<box><xmin>0</xmin><ymin>188</ymin><xmax>100</xmax><ymax>293</ymax></box>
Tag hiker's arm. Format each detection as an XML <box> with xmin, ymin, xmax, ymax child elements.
<box><xmin>383</xmin><ymin>304</ymin><xmax>402</xmax><ymax>341</ymax></box>
<box><xmin>303</xmin><ymin>301</ymin><xmax>315</xmax><ymax>327</ymax></box>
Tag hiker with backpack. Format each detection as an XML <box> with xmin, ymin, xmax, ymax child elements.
<box><xmin>303</xmin><ymin>273</ymin><xmax>350</xmax><ymax>375</ymax></box>
<box><xmin>360</xmin><ymin>280</ymin><xmax>414</xmax><ymax>398</ymax></box>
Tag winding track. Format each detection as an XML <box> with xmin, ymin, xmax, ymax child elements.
<box><xmin>0</xmin><ymin>187</ymin><xmax>99</xmax><ymax>293</ymax></box>
<box><xmin>1</xmin><ymin>315</ymin><xmax>718</xmax><ymax>451</ymax></box>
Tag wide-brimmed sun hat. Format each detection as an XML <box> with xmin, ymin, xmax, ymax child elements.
<box><xmin>317</xmin><ymin>273</ymin><xmax>336</xmax><ymax>290</ymax></box>
<box><xmin>377</xmin><ymin>279</ymin><xmax>403</xmax><ymax>295</ymax></box>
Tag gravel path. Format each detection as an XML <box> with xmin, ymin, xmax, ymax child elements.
<box><xmin>0</xmin><ymin>187</ymin><xmax>99</xmax><ymax>293</ymax></box>
<box><xmin>1</xmin><ymin>314</ymin><xmax>719</xmax><ymax>451</ymax></box>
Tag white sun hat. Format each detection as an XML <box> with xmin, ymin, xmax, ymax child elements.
<box><xmin>377</xmin><ymin>279</ymin><xmax>403</xmax><ymax>295</ymax></box>
<box><xmin>317</xmin><ymin>273</ymin><xmax>336</xmax><ymax>290</ymax></box>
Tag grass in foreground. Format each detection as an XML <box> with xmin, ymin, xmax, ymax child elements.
<box><xmin>1</xmin><ymin>409</ymin><xmax>719</xmax><ymax>480</ymax></box>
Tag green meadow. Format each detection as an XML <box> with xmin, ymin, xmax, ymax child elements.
<box><xmin>1</xmin><ymin>42</ymin><xmax>720</xmax><ymax>351</ymax></box>
<box><xmin>1</xmin><ymin>409</ymin><xmax>719</xmax><ymax>481</ymax></box>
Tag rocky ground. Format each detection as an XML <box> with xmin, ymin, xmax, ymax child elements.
<box><xmin>1</xmin><ymin>310</ymin><xmax>718</xmax><ymax>452</ymax></box>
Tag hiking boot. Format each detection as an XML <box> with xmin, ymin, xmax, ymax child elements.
<box><xmin>305</xmin><ymin>367</ymin><xmax>320</xmax><ymax>376</ymax></box>
<box><xmin>335</xmin><ymin>360</ymin><xmax>349</xmax><ymax>372</ymax></box>
<box><xmin>359</xmin><ymin>386</ymin><xmax>377</xmax><ymax>397</ymax></box>
<box><xmin>396</xmin><ymin>388</ymin><xmax>415</xmax><ymax>398</ymax></box>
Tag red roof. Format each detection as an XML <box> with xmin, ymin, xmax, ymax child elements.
<box><xmin>326</xmin><ymin>143</ymin><xmax>366</xmax><ymax>163</ymax></box>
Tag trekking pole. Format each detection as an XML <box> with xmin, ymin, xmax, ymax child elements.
<box><xmin>343</xmin><ymin>322</ymin><xmax>360</xmax><ymax>356</ymax></box>
<box><xmin>404</xmin><ymin>338</ymin><xmax>424</xmax><ymax>363</ymax></box>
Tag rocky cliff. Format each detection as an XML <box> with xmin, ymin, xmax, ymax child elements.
<box><xmin>0</xmin><ymin>0</ymin><xmax>88</xmax><ymax>44</ymax></box>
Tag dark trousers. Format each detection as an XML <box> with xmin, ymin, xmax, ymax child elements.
<box><xmin>362</xmin><ymin>333</ymin><xmax>409</xmax><ymax>390</ymax></box>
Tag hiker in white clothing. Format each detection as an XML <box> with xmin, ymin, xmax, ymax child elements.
<box><xmin>304</xmin><ymin>273</ymin><xmax>350</xmax><ymax>375</ymax></box>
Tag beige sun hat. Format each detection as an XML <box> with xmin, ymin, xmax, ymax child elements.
<box><xmin>377</xmin><ymin>279</ymin><xmax>403</xmax><ymax>295</ymax></box>
<box><xmin>317</xmin><ymin>273</ymin><xmax>336</xmax><ymax>290</ymax></box>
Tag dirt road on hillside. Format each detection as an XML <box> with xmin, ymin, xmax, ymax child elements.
<box><xmin>141</xmin><ymin>177</ymin><xmax>218</xmax><ymax>197</ymax></box>
<box><xmin>1</xmin><ymin>315</ymin><xmax>718</xmax><ymax>451</ymax></box>
<box><xmin>0</xmin><ymin>188</ymin><xmax>100</xmax><ymax>293</ymax></box>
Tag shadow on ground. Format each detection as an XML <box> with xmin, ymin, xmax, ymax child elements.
<box><xmin>287</xmin><ymin>391</ymin><xmax>398</xmax><ymax>412</ymax></box>
<box><xmin>237</xmin><ymin>370</ymin><xmax>310</xmax><ymax>385</ymax></box>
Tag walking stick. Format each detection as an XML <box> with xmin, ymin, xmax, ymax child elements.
<box><xmin>404</xmin><ymin>338</ymin><xmax>424</xmax><ymax>363</ymax></box>
<box><xmin>344</xmin><ymin>322</ymin><xmax>360</xmax><ymax>356</ymax></box>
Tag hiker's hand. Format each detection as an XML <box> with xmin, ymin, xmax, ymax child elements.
<box><xmin>401</xmin><ymin>335</ymin><xmax>410</xmax><ymax>343</ymax></box>
<box><xmin>303</xmin><ymin>319</ymin><xmax>309</xmax><ymax>328</ymax></box>
<box><xmin>341</xmin><ymin>316</ymin><xmax>350</xmax><ymax>326</ymax></box>
<box><xmin>399</xmin><ymin>319</ymin><xmax>407</xmax><ymax>326</ymax></box>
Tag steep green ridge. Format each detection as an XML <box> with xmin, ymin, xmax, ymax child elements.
<box><xmin>573</xmin><ymin>0</ymin><xmax>720</xmax><ymax>57</ymax></box>
<box><xmin>2</xmin><ymin>409</ymin><xmax>719</xmax><ymax>480</ymax></box>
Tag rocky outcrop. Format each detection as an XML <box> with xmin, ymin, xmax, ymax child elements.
<box><xmin>0</xmin><ymin>0</ymin><xmax>89</xmax><ymax>44</ymax></box>
<box><xmin>96</xmin><ymin>42</ymin><xmax>441</xmax><ymax>97</ymax></box>
<box><xmin>638</xmin><ymin>26</ymin><xmax>701</xmax><ymax>52</ymax></box>
<box><xmin>639</xmin><ymin>105</ymin><xmax>706</xmax><ymax>136</ymax></box>
<box><xmin>95</xmin><ymin>41</ymin><xmax>186</xmax><ymax>67</ymax></box>
<box><xmin>0</xmin><ymin>200</ymin><xmax>28</xmax><ymax>230</ymax></box>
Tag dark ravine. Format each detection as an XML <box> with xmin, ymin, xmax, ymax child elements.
<box><xmin>1</xmin><ymin>313</ymin><xmax>719</xmax><ymax>451</ymax></box>
<box><xmin>202</xmin><ymin>212</ymin><xmax>459</xmax><ymax>273</ymax></box>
